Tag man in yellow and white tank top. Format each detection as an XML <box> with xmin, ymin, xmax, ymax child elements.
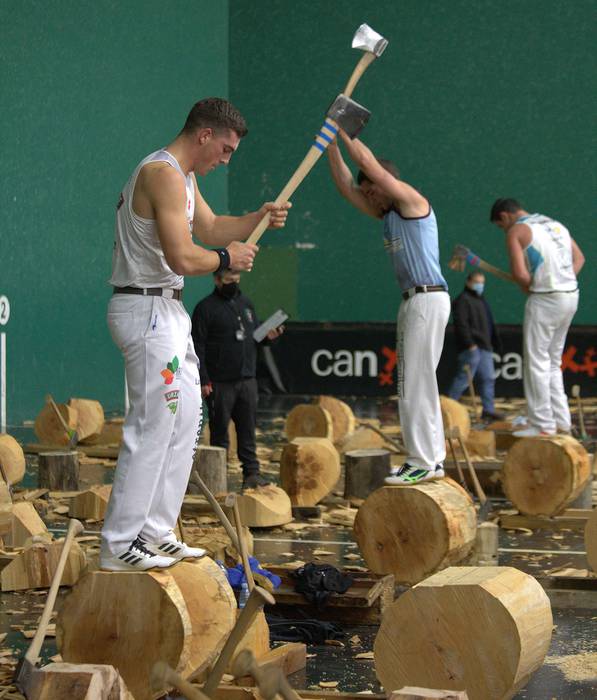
<box><xmin>490</xmin><ymin>198</ymin><xmax>585</xmax><ymax>437</ymax></box>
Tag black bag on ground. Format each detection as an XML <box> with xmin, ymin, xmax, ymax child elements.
<box><xmin>292</xmin><ymin>563</ymin><xmax>353</xmax><ymax>610</ymax></box>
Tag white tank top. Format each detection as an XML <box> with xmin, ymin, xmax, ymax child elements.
<box><xmin>109</xmin><ymin>149</ymin><xmax>195</xmax><ymax>289</ymax></box>
<box><xmin>519</xmin><ymin>213</ymin><xmax>577</xmax><ymax>293</ymax></box>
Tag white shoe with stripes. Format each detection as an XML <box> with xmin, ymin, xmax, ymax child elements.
<box><xmin>100</xmin><ymin>538</ymin><xmax>176</xmax><ymax>571</ymax></box>
<box><xmin>139</xmin><ymin>534</ymin><xmax>206</xmax><ymax>561</ymax></box>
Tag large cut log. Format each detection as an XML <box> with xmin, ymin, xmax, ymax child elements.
<box><xmin>69</xmin><ymin>485</ymin><xmax>112</xmax><ymax>520</ymax></box>
<box><xmin>585</xmin><ymin>507</ymin><xmax>597</xmax><ymax>573</ymax></box>
<box><xmin>69</xmin><ymin>398</ymin><xmax>105</xmax><ymax>444</ymax></box>
<box><xmin>38</xmin><ymin>451</ymin><xmax>80</xmax><ymax>490</ymax></box>
<box><xmin>228</xmin><ymin>609</ymin><xmax>270</xmax><ymax>672</ymax></box>
<box><xmin>440</xmin><ymin>396</ymin><xmax>471</xmax><ymax>441</ymax></box>
<box><xmin>374</xmin><ymin>566</ymin><xmax>553</xmax><ymax>700</ymax></box>
<box><xmin>27</xmin><ymin>662</ymin><xmax>133</xmax><ymax>699</ymax></box>
<box><xmin>34</xmin><ymin>402</ymin><xmax>79</xmax><ymax>446</ymax></box>
<box><xmin>354</xmin><ymin>480</ymin><xmax>477</xmax><ymax>585</ymax></box>
<box><xmin>1</xmin><ymin>537</ymin><xmax>86</xmax><ymax>591</ymax></box>
<box><xmin>236</xmin><ymin>485</ymin><xmax>292</xmax><ymax>527</ymax></box>
<box><xmin>4</xmin><ymin>501</ymin><xmax>48</xmax><ymax>548</ymax></box>
<box><xmin>340</xmin><ymin>425</ymin><xmax>387</xmax><ymax>454</ymax></box>
<box><xmin>0</xmin><ymin>433</ymin><xmax>26</xmax><ymax>485</ymax></box>
<box><xmin>503</xmin><ymin>435</ymin><xmax>590</xmax><ymax>516</ymax></box>
<box><xmin>344</xmin><ymin>449</ymin><xmax>391</xmax><ymax>500</ymax></box>
<box><xmin>190</xmin><ymin>445</ymin><xmax>228</xmax><ymax>495</ymax></box>
<box><xmin>280</xmin><ymin>438</ymin><xmax>340</xmax><ymax>506</ymax></box>
<box><xmin>57</xmin><ymin>557</ymin><xmax>236</xmax><ymax>700</ymax></box>
<box><xmin>465</xmin><ymin>430</ymin><xmax>496</xmax><ymax>458</ymax></box>
<box><xmin>315</xmin><ymin>396</ymin><xmax>356</xmax><ymax>444</ymax></box>
<box><xmin>285</xmin><ymin>404</ymin><xmax>333</xmax><ymax>441</ymax></box>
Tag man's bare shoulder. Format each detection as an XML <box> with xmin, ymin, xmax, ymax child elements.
<box><xmin>132</xmin><ymin>162</ymin><xmax>185</xmax><ymax>218</ymax></box>
<box><xmin>507</xmin><ymin>222</ymin><xmax>532</xmax><ymax>245</ymax></box>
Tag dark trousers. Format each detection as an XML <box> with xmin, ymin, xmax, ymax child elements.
<box><xmin>207</xmin><ymin>378</ymin><xmax>259</xmax><ymax>476</ymax></box>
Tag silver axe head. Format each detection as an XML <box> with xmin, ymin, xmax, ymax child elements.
<box><xmin>352</xmin><ymin>23</ymin><xmax>388</xmax><ymax>57</ymax></box>
<box><xmin>327</xmin><ymin>94</ymin><xmax>371</xmax><ymax>139</ymax></box>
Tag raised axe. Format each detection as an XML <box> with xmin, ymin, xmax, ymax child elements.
<box><xmin>14</xmin><ymin>517</ymin><xmax>85</xmax><ymax>695</ymax></box>
<box><xmin>245</xmin><ymin>23</ymin><xmax>387</xmax><ymax>245</ymax></box>
<box><xmin>225</xmin><ymin>492</ymin><xmax>255</xmax><ymax>592</ymax></box>
<box><xmin>448</xmin><ymin>244</ymin><xmax>515</xmax><ymax>284</ymax></box>
<box><xmin>150</xmin><ymin>661</ymin><xmax>210</xmax><ymax>700</ymax></box>
<box><xmin>446</xmin><ymin>425</ymin><xmax>491</xmax><ymax>521</ymax></box>
<box><xmin>190</xmin><ymin>471</ymin><xmax>241</xmax><ymax>553</ymax></box>
<box><xmin>571</xmin><ymin>384</ymin><xmax>588</xmax><ymax>440</ymax></box>
<box><xmin>45</xmin><ymin>394</ymin><xmax>78</xmax><ymax>448</ymax></box>
<box><xmin>232</xmin><ymin>649</ymin><xmax>302</xmax><ymax>700</ymax></box>
<box><xmin>201</xmin><ymin>585</ymin><xmax>276</xmax><ymax>694</ymax></box>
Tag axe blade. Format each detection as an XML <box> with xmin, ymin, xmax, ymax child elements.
<box><xmin>352</xmin><ymin>23</ymin><xmax>388</xmax><ymax>57</ymax></box>
<box><xmin>327</xmin><ymin>94</ymin><xmax>370</xmax><ymax>139</ymax></box>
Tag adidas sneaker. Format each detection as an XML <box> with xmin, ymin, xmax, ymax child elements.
<box><xmin>100</xmin><ymin>538</ymin><xmax>176</xmax><ymax>572</ymax></box>
<box><xmin>139</xmin><ymin>533</ymin><xmax>206</xmax><ymax>561</ymax></box>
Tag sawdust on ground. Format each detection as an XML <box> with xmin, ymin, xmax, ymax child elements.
<box><xmin>545</xmin><ymin>652</ymin><xmax>597</xmax><ymax>681</ymax></box>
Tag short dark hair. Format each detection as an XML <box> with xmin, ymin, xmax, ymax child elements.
<box><xmin>466</xmin><ymin>271</ymin><xmax>484</xmax><ymax>282</ymax></box>
<box><xmin>357</xmin><ymin>158</ymin><xmax>399</xmax><ymax>185</ymax></box>
<box><xmin>182</xmin><ymin>97</ymin><xmax>248</xmax><ymax>137</ymax></box>
<box><xmin>490</xmin><ymin>198</ymin><xmax>523</xmax><ymax>222</ymax></box>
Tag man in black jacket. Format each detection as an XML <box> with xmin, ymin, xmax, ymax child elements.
<box><xmin>191</xmin><ymin>269</ymin><xmax>283</xmax><ymax>490</ymax></box>
<box><xmin>448</xmin><ymin>272</ymin><xmax>503</xmax><ymax>421</ymax></box>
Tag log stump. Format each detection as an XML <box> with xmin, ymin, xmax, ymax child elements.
<box><xmin>285</xmin><ymin>404</ymin><xmax>333</xmax><ymax>441</ymax></box>
<box><xmin>236</xmin><ymin>484</ymin><xmax>292</xmax><ymax>527</ymax></box>
<box><xmin>0</xmin><ymin>482</ymin><xmax>12</xmax><ymax>537</ymax></box>
<box><xmin>374</xmin><ymin>566</ymin><xmax>553</xmax><ymax>700</ymax></box>
<box><xmin>503</xmin><ymin>435</ymin><xmax>590</xmax><ymax>516</ymax></box>
<box><xmin>34</xmin><ymin>402</ymin><xmax>79</xmax><ymax>446</ymax></box>
<box><xmin>27</xmin><ymin>663</ymin><xmax>133</xmax><ymax>700</ymax></box>
<box><xmin>344</xmin><ymin>449</ymin><xmax>392</xmax><ymax>500</ymax></box>
<box><xmin>315</xmin><ymin>396</ymin><xmax>356</xmax><ymax>444</ymax></box>
<box><xmin>69</xmin><ymin>398</ymin><xmax>105</xmax><ymax>444</ymax></box>
<box><xmin>354</xmin><ymin>480</ymin><xmax>477</xmax><ymax>585</ymax></box>
<box><xmin>5</xmin><ymin>501</ymin><xmax>48</xmax><ymax>548</ymax></box>
<box><xmin>340</xmin><ymin>425</ymin><xmax>387</xmax><ymax>454</ymax></box>
<box><xmin>440</xmin><ymin>396</ymin><xmax>471</xmax><ymax>441</ymax></box>
<box><xmin>57</xmin><ymin>557</ymin><xmax>236</xmax><ymax>700</ymax></box>
<box><xmin>69</xmin><ymin>485</ymin><xmax>112</xmax><ymax>520</ymax></box>
<box><xmin>0</xmin><ymin>433</ymin><xmax>26</xmax><ymax>485</ymax></box>
<box><xmin>190</xmin><ymin>445</ymin><xmax>227</xmax><ymax>495</ymax></box>
<box><xmin>585</xmin><ymin>507</ymin><xmax>597</xmax><ymax>573</ymax></box>
<box><xmin>280</xmin><ymin>438</ymin><xmax>340</xmax><ymax>506</ymax></box>
<box><xmin>38</xmin><ymin>451</ymin><xmax>80</xmax><ymax>490</ymax></box>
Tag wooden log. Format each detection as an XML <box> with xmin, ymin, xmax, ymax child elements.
<box><xmin>68</xmin><ymin>398</ymin><xmax>105</xmax><ymax>444</ymax></box>
<box><xmin>315</xmin><ymin>396</ymin><xmax>356</xmax><ymax>444</ymax></box>
<box><xmin>464</xmin><ymin>430</ymin><xmax>496</xmax><ymax>459</ymax></box>
<box><xmin>344</xmin><ymin>449</ymin><xmax>392</xmax><ymax>500</ymax></box>
<box><xmin>1</xmin><ymin>537</ymin><xmax>86</xmax><ymax>591</ymax></box>
<box><xmin>585</xmin><ymin>507</ymin><xmax>597</xmax><ymax>573</ymax></box>
<box><xmin>69</xmin><ymin>485</ymin><xmax>112</xmax><ymax>520</ymax></box>
<box><xmin>57</xmin><ymin>557</ymin><xmax>236</xmax><ymax>700</ymax></box>
<box><xmin>280</xmin><ymin>438</ymin><xmax>340</xmax><ymax>506</ymax></box>
<box><xmin>0</xmin><ymin>481</ymin><xmax>12</xmax><ymax>537</ymax></box>
<box><xmin>503</xmin><ymin>435</ymin><xmax>590</xmax><ymax>516</ymax></box>
<box><xmin>190</xmin><ymin>445</ymin><xmax>228</xmax><ymax>495</ymax></box>
<box><xmin>226</xmin><ymin>609</ymin><xmax>270</xmax><ymax>673</ymax></box>
<box><xmin>38</xmin><ymin>451</ymin><xmax>80</xmax><ymax>491</ymax></box>
<box><xmin>285</xmin><ymin>404</ymin><xmax>333</xmax><ymax>441</ymax></box>
<box><xmin>34</xmin><ymin>402</ymin><xmax>79</xmax><ymax>446</ymax></box>
<box><xmin>27</xmin><ymin>662</ymin><xmax>133</xmax><ymax>699</ymax></box>
<box><xmin>0</xmin><ymin>433</ymin><xmax>26</xmax><ymax>485</ymax></box>
<box><xmin>236</xmin><ymin>485</ymin><xmax>292</xmax><ymax>527</ymax></box>
<box><xmin>440</xmin><ymin>396</ymin><xmax>471</xmax><ymax>441</ymax></box>
<box><xmin>4</xmin><ymin>501</ymin><xmax>48</xmax><ymax>548</ymax></box>
<box><xmin>354</xmin><ymin>479</ymin><xmax>477</xmax><ymax>585</ymax></box>
<box><xmin>339</xmin><ymin>426</ymin><xmax>387</xmax><ymax>454</ymax></box>
<box><xmin>374</xmin><ymin>566</ymin><xmax>553</xmax><ymax>700</ymax></box>
<box><xmin>468</xmin><ymin>521</ymin><xmax>499</xmax><ymax>566</ymax></box>
<box><xmin>96</xmin><ymin>417</ymin><xmax>124</xmax><ymax>445</ymax></box>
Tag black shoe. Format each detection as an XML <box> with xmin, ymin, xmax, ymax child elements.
<box><xmin>241</xmin><ymin>472</ymin><xmax>271</xmax><ymax>491</ymax></box>
<box><xmin>481</xmin><ymin>410</ymin><xmax>505</xmax><ymax>421</ymax></box>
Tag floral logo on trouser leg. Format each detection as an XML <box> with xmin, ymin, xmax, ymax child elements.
<box><xmin>161</xmin><ymin>356</ymin><xmax>179</xmax><ymax>385</ymax></box>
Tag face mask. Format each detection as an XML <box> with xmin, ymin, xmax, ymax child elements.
<box><xmin>220</xmin><ymin>282</ymin><xmax>238</xmax><ymax>298</ymax></box>
<box><xmin>471</xmin><ymin>282</ymin><xmax>484</xmax><ymax>296</ymax></box>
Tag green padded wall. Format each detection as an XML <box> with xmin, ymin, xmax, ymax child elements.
<box><xmin>1</xmin><ymin>1</ymin><xmax>229</xmax><ymax>423</ymax></box>
<box><xmin>229</xmin><ymin>1</ymin><xmax>596</xmax><ymax>324</ymax></box>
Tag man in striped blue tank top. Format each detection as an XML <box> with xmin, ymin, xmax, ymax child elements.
<box><xmin>491</xmin><ymin>199</ymin><xmax>585</xmax><ymax>437</ymax></box>
<box><xmin>328</xmin><ymin>132</ymin><xmax>450</xmax><ymax>484</ymax></box>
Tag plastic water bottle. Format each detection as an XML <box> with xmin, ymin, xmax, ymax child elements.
<box><xmin>238</xmin><ymin>581</ymin><xmax>249</xmax><ymax>608</ymax></box>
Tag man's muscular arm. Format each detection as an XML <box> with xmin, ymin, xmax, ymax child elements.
<box><xmin>506</xmin><ymin>225</ymin><xmax>532</xmax><ymax>291</ymax></box>
<box><xmin>327</xmin><ymin>140</ymin><xmax>381</xmax><ymax>218</ymax></box>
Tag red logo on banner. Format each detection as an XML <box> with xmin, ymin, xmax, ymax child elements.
<box><xmin>378</xmin><ymin>346</ymin><xmax>397</xmax><ymax>386</ymax></box>
<box><xmin>562</xmin><ymin>345</ymin><xmax>597</xmax><ymax>377</ymax></box>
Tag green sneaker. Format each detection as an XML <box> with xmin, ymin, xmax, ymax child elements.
<box><xmin>385</xmin><ymin>464</ymin><xmax>437</xmax><ymax>485</ymax></box>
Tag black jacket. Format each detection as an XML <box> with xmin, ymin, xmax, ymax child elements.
<box><xmin>452</xmin><ymin>287</ymin><xmax>501</xmax><ymax>354</ymax></box>
<box><xmin>191</xmin><ymin>287</ymin><xmax>261</xmax><ymax>384</ymax></box>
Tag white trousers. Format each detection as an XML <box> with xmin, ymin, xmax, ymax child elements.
<box><xmin>101</xmin><ymin>294</ymin><xmax>202</xmax><ymax>557</ymax></box>
<box><xmin>397</xmin><ymin>291</ymin><xmax>450</xmax><ymax>469</ymax></box>
<box><xmin>523</xmin><ymin>291</ymin><xmax>578</xmax><ymax>433</ymax></box>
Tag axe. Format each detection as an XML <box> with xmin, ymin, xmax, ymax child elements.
<box><xmin>45</xmin><ymin>394</ymin><xmax>78</xmax><ymax>448</ymax></box>
<box><xmin>246</xmin><ymin>23</ymin><xmax>387</xmax><ymax>245</ymax></box>
<box><xmin>150</xmin><ymin>661</ymin><xmax>210</xmax><ymax>700</ymax></box>
<box><xmin>571</xmin><ymin>385</ymin><xmax>588</xmax><ymax>440</ymax></box>
<box><xmin>225</xmin><ymin>492</ymin><xmax>255</xmax><ymax>592</ymax></box>
<box><xmin>448</xmin><ymin>244</ymin><xmax>515</xmax><ymax>284</ymax></box>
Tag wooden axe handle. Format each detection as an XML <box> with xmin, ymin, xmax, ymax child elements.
<box><xmin>193</xmin><ymin>474</ymin><xmax>241</xmax><ymax>552</ymax></box>
<box><xmin>476</xmin><ymin>258</ymin><xmax>516</xmax><ymax>284</ymax></box>
<box><xmin>233</xmin><ymin>649</ymin><xmax>302</xmax><ymax>700</ymax></box>
<box><xmin>343</xmin><ymin>51</ymin><xmax>377</xmax><ymax>97</ymax></box>
<box><xmin>225</xmin><ymin>493</ymin><xmax>255</xmax><ymax>591</ymax></box>
<box><xmin>453</xmin><ymin>428</ymin><xmax>487</xmax><ymax>504</ymax></box>
<box><xmin>151</xmin><ymin>661</ymin><xmax>209</xmax><ymax>700</ymax></box>
<box><xmin>45</xmin><ymin>394</ymin><xmax>76</xmax><ymax>443</ymax></box>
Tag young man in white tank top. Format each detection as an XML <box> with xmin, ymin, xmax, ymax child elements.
<box><xmin>490</xmin><ymin>198</ymin><xmax>585</xmax><ymax>437</ymax></box>
<box><xmin>101</xmin><ymin>98</ymin><xmax>291</xmax><ymax>571</ymax></box>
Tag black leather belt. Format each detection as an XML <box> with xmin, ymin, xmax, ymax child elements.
<box><xmin>113</xmin><ymin>286</ymin><xmax>183</xmax><ymax>301</ymax></box>
<box><xmin>402</xmin><ymin>285</ymin><xmax>447</xmax><ymax>300</ymax></box>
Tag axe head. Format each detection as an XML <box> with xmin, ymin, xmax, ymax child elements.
<box><xmin>327</xmin><ymin>94</ymin><xmax>370</xmax><ymax>139</ymax></box>
<box><xmin>352</xmin><ymin>23</ymin><xmax>388</xmax><ymax>57</ymax></box>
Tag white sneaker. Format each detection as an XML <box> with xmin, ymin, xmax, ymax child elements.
<box><xmin>435</xmin><ymin>463</ymin><xmax>446</xmax><ymax>478</ymax></box>
<box><xmin>513</xmin><ymin>426</ymin><xmax>554</xmax><ymax>438</ymax></box>
<box><xmin>100</xmin><ymin>538</ymin><xmax>177</xmax><ymax>572</ymax></box>
<box><xmin>384</xmin><ymin>464</ymin><xmax>437</xmax><ymax>485</ymax></box>
<box><xmin>139</xmin><ymin>533</ymin><xmax>206</xmax><ymax>561</ymax></box>
<box><xmin>512</xmin><ymin>415</ymin><xmax>529</xmax><ymax>427</ymax></box>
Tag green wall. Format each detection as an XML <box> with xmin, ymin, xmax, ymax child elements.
<box><xmin>1</xmin><ymin>1</ymin><xmax>229</xmax><ymax>424</ymax></box>
<box><xmin>229</xmin><ymin>1</ymin><xmax>596</xmax><ymax>323</ymax></box>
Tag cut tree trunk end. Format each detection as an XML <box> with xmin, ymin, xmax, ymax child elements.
<box><xmin>315</xmin><ymin>396</ymin><xmax>356</xmax><ymax>444</ymax></box>
<box><xmin>27</xmin><ymin>662</ymin><xmax>133</xmax><ymax>700</ymax></box>
<box><xmin>354</xmin><ymin>479</ymin><xmax>477</xmax><ymax>585</ymax></box>
<box><xmin>34</xmin><ymin>402</ymin><xmax>79</xmax><ymax>446</ymax></box>
<box><xmin>68</xmin><ymin>398</ymin><xmax>105</xmax><ymax>444</ymax></box>
<box><xmin>280</xmin><ymin>438</ymin><xmax>340</xmax><ymax>506</ymax></box>
<box><xmin>374</xmin><ymin>566</ymin><xmax>553</xmax><ymax>700</ymax></box>
<box><xmin>38</xmin><ymin>451</ymin><xmax>80</xmax><ymax>491</ymax></box>
<box><xmin>503</xmin><ymin>435</ymin><xmax>590</xmax><ymax>516</ymax></box>
<box><xmin>236</xmin><ymin>485</ymin><xmax>292</xmax><ymax>527</ymax></box>
<box><xmin>440</xmin><ymin>396</ymin><xmax>471</xmax><ymax>441</ymax></box>
<box><xmin>344</xmin><ymin>449</ymin><xmax>391</xmax><ymax>500</ymax></box>
<box><xmin>0</xmin><ymin>433</ymin><xmax>26</xmax><ymax>485</ymax></box>
<box><xmin>285</xmin><ymin>404</ymin><xmax>333</xmax><ymax>441</ymax></box>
